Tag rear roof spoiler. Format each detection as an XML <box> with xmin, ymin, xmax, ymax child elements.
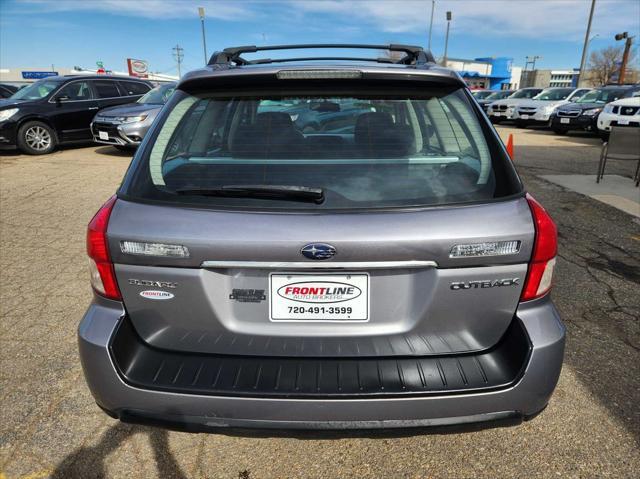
<box><xmin>208</xmin><ymin>44</ymin><xmax>436</xmax><ymax>67</ymax></box>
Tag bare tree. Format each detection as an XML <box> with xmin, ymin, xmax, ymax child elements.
<box><xmin>587</xmin><ymin>46</ymin><xmax>623</xmax><ymax>86</ymax></box>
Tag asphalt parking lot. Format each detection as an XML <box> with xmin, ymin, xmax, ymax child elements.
<box><xmin>1</xmin><ymin>126</ymin><xmax>639</xmax><ymax>478</ymax></box>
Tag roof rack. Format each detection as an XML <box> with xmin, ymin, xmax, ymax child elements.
<box><xmin>208</xmin><ymin>44</ymin><xmax>435</xmax><ymax>67</ymax></box>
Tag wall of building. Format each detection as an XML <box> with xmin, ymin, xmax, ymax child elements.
<box><xmin>508</xmin><ymin>66</ymin><xmax>522</xmax><ymax>90</ymax></box>
<box><xmin>520</xmin><ymin>69</ymin><xmax>579</xmax><ymax>88</ymax></box>
<box><xmin>0</xmin><ymin>67</ymin><xmax>177</xmax><ymax>85</ymax></box>
<box><xmin>445</xmin><ymin>56</ymin><xmax>516</xmax><ymax>90</ymax></box>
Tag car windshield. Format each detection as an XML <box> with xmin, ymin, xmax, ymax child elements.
<box><xmin>472</xmin><ymin>91</ymin><xmax>493</xmax><ymax>99</ymax></box>
<box><xmin>510</xmin><ymin>89</ymin><xmax>540</xmax><ymax>99</ymax></box>
<box><xmin>10</xmin><ymin>80</ymin><xmax>61</xmax><ymax>100</ymax></box>
<box><xmin>576</xmin><ymin>89</ymin><xmax>627</xmax><ymax>104</ymax></box>
<box><xmin>122</xmin><ymin>86</ymin><xmax>519</xmax><ymax>210</ymax></box>
<box><xmin>138</xmin><ymin>83</ymin><xmax>176</xmax><ymax>105</ymax></box>
<box><xmin>486</xmin><ymin>91</ymin><xmax>512</xmax><ymax>100</ymax></box>
<box><xmin>534</xmin><ymin>88</ymin><xmax>573</xmax><ymax>101</ymax></box>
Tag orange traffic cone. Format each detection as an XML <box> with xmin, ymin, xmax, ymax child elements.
<box><xmin>506</xmin><ymin>133</ymin><xmax>514</xmax><ymax>160</ymax></box>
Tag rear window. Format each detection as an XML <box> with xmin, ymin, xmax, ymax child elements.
<box><xmin>121</xmin><ymin>85</ymin><xmax>521</xmax><ymax>210</ymax></box>
<box><xmin>118</xmin><ymin>80</ymin><xmax>151</xmax><ymax>96</ymax></box>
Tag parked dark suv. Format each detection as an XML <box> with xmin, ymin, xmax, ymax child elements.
<box><xmin>79</xmin><ymin>44</ymin><xmax>564</xmax><ymax>431</ymax></box>
<box><xmin>0</xmin><ymin>75</ymin><xmax>152</xmax><ymax>154</ymax></box>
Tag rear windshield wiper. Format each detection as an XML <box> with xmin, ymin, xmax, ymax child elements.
<box><xmin>174</xmin><ymin>184</ymin><xmax>325</xmax><ymax>204</ymax></box>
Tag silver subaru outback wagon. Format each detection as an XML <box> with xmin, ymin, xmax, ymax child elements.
<box><xmin>78</xmin><ymin>44</ymin><xmax>565</xmax><ymax>431</ymax></box>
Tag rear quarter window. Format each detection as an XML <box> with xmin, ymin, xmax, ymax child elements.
<box><xmin>119</xmin><ymin>81</ymin><xmax>151</xmax><ymax>96</ymax></box>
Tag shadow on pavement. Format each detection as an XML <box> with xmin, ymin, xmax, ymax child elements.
<box><xmin>95</xmin><ymin>146</ymin><xmax>134</xmax><ymax>157</ymax></box>
<box><xmin>50</xmin><ymin>422</ymin><xmax>187</xmax><ymax>479</ymax></box>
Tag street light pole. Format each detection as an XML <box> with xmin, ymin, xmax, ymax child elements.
<box><xmin>442</xmin><ymin>11</ymin><xmax>452</xmax><ymax>67</ymax></box>
<box><xmin>577</xmin><ymin>0</ymin><xmax>596</xmax><ymax>87</ymax></box>
<box><xmin>428</xmin><ymin>1</ymin><xmax>435</xmax><ymax>51</ymax></box>
<box><xmin>198</xmin><ymin>7</ymin><xmax>208</xmax><ymax>64</ymax></box>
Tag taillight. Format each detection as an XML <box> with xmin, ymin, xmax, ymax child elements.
<box><xmin>521</xmin><ymin>194</ymin><xmax>557</xmax><ymax>301</ymax></box>
<box><xmin>86</xmin><ymin>195</ymin><xmax>121</xmax><ymax>300</ymax></box>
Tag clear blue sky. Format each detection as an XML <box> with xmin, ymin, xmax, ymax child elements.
<box><xmin>1</xmin><ymin>0</ymin><xmax>638</xmax><ymax>75</ymax></box>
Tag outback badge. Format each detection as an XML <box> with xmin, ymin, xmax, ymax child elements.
<box><xmin>450</xmin><ymin>278</ymin><xmax>520</xmax><ymax>290</ymax></box>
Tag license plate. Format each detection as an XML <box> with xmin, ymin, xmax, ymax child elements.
<box><xmin>618</xmin><ymin>118</ymin><xmax>630</xmax><ymax>125</ymax></box>
<box><xmin>520</xmin><ymin>114</ymin><xmax>529</xmax><ymax>120</ymax></box>
<box><xmin>269</xmin><ymin>273</ymin><xmax>369</xmax><ymax>321</ymax></box>
<box><xmin>560</xmin><ymin>118</ymin><xmax>571</xmax><ymax>124</ymax></box>
<box><xmin>98</xmin><ymin>131</ymin><xmax>109</xmax><ymax>140</ymax></box>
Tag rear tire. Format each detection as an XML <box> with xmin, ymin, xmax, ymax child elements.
<box><xmin>17</xmin><ymin>121</ymin><xmax>57</xmax><ymax>155</ymax></box>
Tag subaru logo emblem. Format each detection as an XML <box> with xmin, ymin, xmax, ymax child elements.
<box><xmin>301</xmin><ymin>243</ymin><xmax>336</xmax><ymax>260</ymax></box>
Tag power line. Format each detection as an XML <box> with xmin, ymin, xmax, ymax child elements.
<box><xmin>172</xmin><ymin>44</ymin><xmax>184</xmax><ymax>78</ymax></box>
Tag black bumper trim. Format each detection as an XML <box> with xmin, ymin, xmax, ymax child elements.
<box><xmin>110</xmin><ymin>317</ymin><xmax>531</xmax><ymax>399</ymax></box>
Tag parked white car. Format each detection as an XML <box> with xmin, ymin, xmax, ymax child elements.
<box><xmin>597</xmin><ymin>96</ymin><xmax>640</xmax><ymax>138</ymax></box>
<box><xmin>513</xmin><ymin>87</ymin><xmax>592</xmax><ymax>128</ymax></box>
<box><xmin>486</xmin><ymin>88</ymin><xmax>543</xmax><ymax>123</ymax></box>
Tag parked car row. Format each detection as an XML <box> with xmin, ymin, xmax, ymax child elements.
<box><xmin>551</xmin><ymin>85</ymin><xmax>640</xmax><ymax>138</ymax></box>
<box><xmin>475</xmin><ymin>84</ymin><xmax>640</xmax><ymax>139</ymax></box>
<box><xmin>0</xmin><ymin>75</ymin><xmax>177</xmax><ymax>155</ymax></box>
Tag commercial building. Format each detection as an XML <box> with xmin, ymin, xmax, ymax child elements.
<box><xmin>0</xmin><ymin>67</ymin><xmax>177</xmax><ymax>85</ymax></box>
<box><xmin>519</xmin><ymin>69</ymin><xmax>579</xmax><ymax>88</ymax></box>
<box><xmin>443</xmin><ymin>57</ymin><xmax>521</xmax><ymax>90</ymax></box>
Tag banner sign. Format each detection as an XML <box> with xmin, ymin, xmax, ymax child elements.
<box><xmin>127</xmin><ymin>58</ymin><xmax>149</xmax><ymax>78</ymax></box>
<box><xmin>21</xmin><ymin>71</ymin><xmax>58</xmax><ymax>79</ymax></box>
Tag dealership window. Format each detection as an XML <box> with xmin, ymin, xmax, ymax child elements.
<box><xmin>119</xmin><ymin>80</ymin><xmax>150</xmax><ymax>96</ymax></box>
<box><xmin>92</xmin><ymin>80</ymin><xmax>121</xmax><ymax>98</ymax></box>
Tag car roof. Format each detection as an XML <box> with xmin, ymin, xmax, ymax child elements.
<box><xmin>599</xmin><ymin>84</ymin><xmax>636</xmax><ymax>89</ymax></box>
<box><xmin>178</xmin><ymin>43</ymin><xmax>466</xmax><ymax>91</ymax></box>
<box><xmin>37</xmin><ymin>75</ymin><xmax>151</xmax><ymax>83</ymax></box>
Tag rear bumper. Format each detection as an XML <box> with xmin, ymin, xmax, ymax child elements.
<box><xmin>78</xmin><ymin>295</ymin><xmax>565</xmax><ymax>430</ymax></box>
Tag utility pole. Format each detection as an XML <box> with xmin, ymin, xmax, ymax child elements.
<box><xmin>172</xmin><ymin>44</ymin><xmax>184</xmax><ymax>78</ymax></box>
<box><xmin>198</xmin><ymin>7</ymin><xmax>208</xmax><ymax>64</ymax></box>
<box><xmin>525</xmin><ymin>55</ymin><xmax>541</xmax><ymax>71</ymax></box>
<box><xmin>615</xmin><ymin>32</ymin><xmax>635</xmax><ymax>84</ymax></box>
<box><xmin>577</xmin><ymin>0</ymin><xmax>596</xmax><ymax>87</ymax></box>
<box><xmin>523</xmin><ymin>56</ymin><xmax>541</xmax><ymax>87</ymax></box>
<box><xmin>428</xmin><ymin>1</ymin><xmax>435</xmax><ymax>51</ymax></box>
<box><xmin>442</xmin><ymin>11</ymin><xmax>452</xmax><ymax>67</ymax></box>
